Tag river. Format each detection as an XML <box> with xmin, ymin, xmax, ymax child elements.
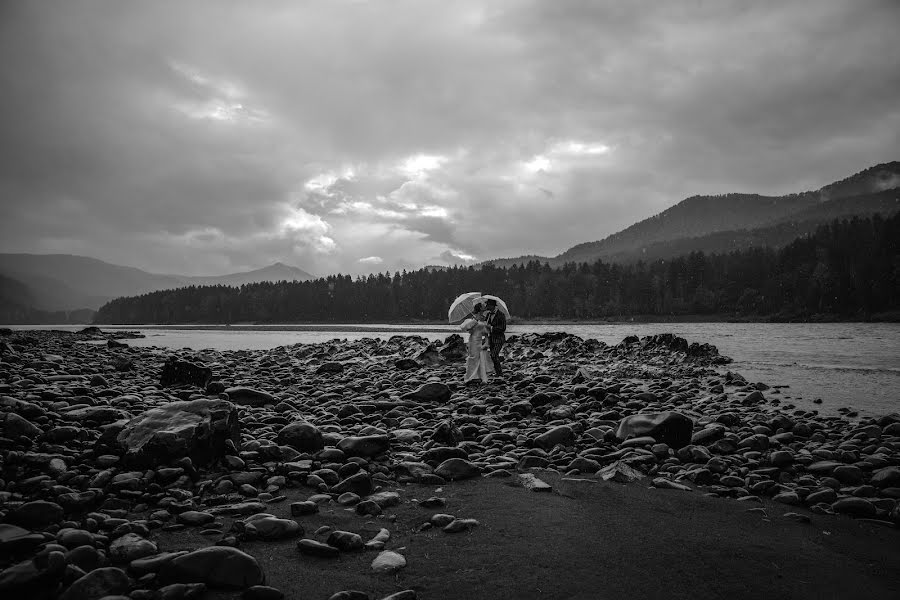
<box><xmin>7</xmin><ymin>322</ymin><xmax>899</xmax><ymax>417</ymax></box>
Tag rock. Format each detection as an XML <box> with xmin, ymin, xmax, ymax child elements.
<box><xmin>832</xmin><ymin>497</ymin><xmax>876</xmax><ymax>517</ymax></box>
<box><xmin>1</xmin><ymin>412</ymin><xmax>41</xmax><ymax>439</ymax></box>
<box><xmin>7</xmin><ymin>500</ymin><xmax>64</xmax><ymax>529</ymax></box>
<box><xmin>243</xmin><ymin>514</ymin><xmax>302</xmax><ymax>540</ymax></box>
<box><xmin>401</xmin><ymin>382</ymin><xmax>451</xmax><ymax>403</ymax></box>
<box><xmin>176</xmin><ymin>511</ymin><xmax>216</xmax><ymax>527</ymax></box>
<box><xmin>832</xmin><ymin>465</ymin><xmax>864</xmax><ymax>485</ymax></box>
<box><xmin>225</xmin><ymin>387</ymin><xmax>275</xmax><ymax>407</ymax></box>
<box><xmin>394</xmin><ymin>358</ymin><xmax>420</xmax><ymax>370</ymax></box>
<box><xmin>243</xmin><ymin>585</ymin><xmax>285</xmax><ymax>600</ymax></box>
<box><xmin>597</xmin><ymin>461</ymin><xmax>644</xmax><ymax>483</ymax></box>
<box><xmin>371</xmin><ymin>551</ymin><xmax>406</xmax><ymax>574</ymax></box>
<box><xmin>290</xmin><ymin>502</ymin><xmax>319</xmax><ymax>516</ymax></box>
<box><xmin>434</xmin><ymin>458</ymin><xmax>481</xmax><ymax>480</ymax></box>
<box><xmin>332</xmin><ymin>472</ymin><xmax>373</xmax><ymax>496</ymax></box>
<box><xmin>769</xmin><ymin>451</ymin><xmax>794</xmax><ymax>468</ymax></box>
<box><xmin>443</xmin><ymin>518</ymin><xmax>479</xmax><ymax>533</ymax></box>
<box><xmin>328</xmin><ymin>592</ymin><xmax>370</xmax><ymax>600</ymax></box>
<box><xmin>0</xmin><ymin>554</ymin><xmax>65</xmax><ymax>598</ymax></box>
<box><xmin>315</xmin><ymin>362</ymin><xmax>344</xmax><ymax>375</ymax></box>
<box><xmin>159</xmin><ymin>358</ymin><xmax>212</xmax><ymax>388</ymax></box>
<box><xmin>156</xmin><ymin>583</ymin><xmax>207</xmax><ymax>599</ymax></box>
<box><xmin>0</xmin><ymin>524</ymin><xmax>44</xmax><ymax>555</ymax></box>
<box><xmin>518</xmin><ymin>473</ymin><xmax>552</xmax><ymax>492</ymax></box>
<box><xmin>432</xmin><ymin>419</ymin><xmax>463</xmax><ymax>446</ymax></box>
<box><xmin>59</xmin><ymin>567</ymin><xmax>130</xmax><ymax>600</ymax></box>
<box><xmin>773</xmin><ymin>492</ymin><xmax>801</xmax><ymax>505</ymax></box>
<box><xmin>615</xmin><ymin>411</ymin><xmax>693</xmax><ymax>449</ymax></box>
<box><xmin>115</xmin><ymin>399</ymin><xmax>239</xmax><ymax>468</ymax></box>
<box><xmin>380</xmin><ymin>592</ymin><xmax>417</xmax><ymax>600</ymax></box>
<box><xmin>109</xmin><ymin>533</ymin><xmax>158</xmax><ymax>563</ymax></box>
<box><xmin>871</xmin><ymin>466</ymin><xmax>900</xmax><ymax>489</ymax></box>
<box><xmin>652</xmin><ymin>478</ymin><xmax>692</xmax><ymax>492</ymax></box>
<box><xmin>296</xmin><ymin>539</ymin><xmax>340</xmax><ymax>558</ymax></box>
<box><xmin>161</xmin><ymin>547</ymin><xmax>264</xmax><ymax>589</ymax></box>
<box><xmin>782</xmin><ymin>512</ymin><xmax>811</xmax><ymax>524</ymax></box>
<box><xmin>277</xmin><ymin>421</ymin><xmax>323</xmax><ymax>452</ymax></box>
<box><xmin>421</xmin><ymin>446</ymin><xmax>468</xmax><ymax>464</ymax></box>
<box><xmin>326</xmin><ymin>531</ymin><xmax>364</xmax><ymax>552</ymax></box>
<box><xmin>534</xmin><ymin>425</ymin><xmax>575</xmax><ymax>450</ymax></box>
<box><xmin>337</xmin><ymin>435</ymin><xmax>390</xmax><ymax>457</ymax></box>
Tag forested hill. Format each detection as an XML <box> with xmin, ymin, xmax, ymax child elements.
<box><xmin>485</xmin><ymin>161</ymin><xmax>900</xmax><ymax>269</ymax></box>
<box><xmin>93</xmin><ymin>214</ymin><xmax>899</xmax><ymax>324</ymax></box>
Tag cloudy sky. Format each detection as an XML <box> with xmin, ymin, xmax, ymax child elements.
<box><xmin>1</xmin><ymin>0</ymin><xmax>898</xmax><ymax>276</ymax></box>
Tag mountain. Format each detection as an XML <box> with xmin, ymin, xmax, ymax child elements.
<box><xmin>0</xmin><ymin>254</ymin><xmax>314</xmax><ymax>312</ymax></box>
<box><xmin>171</xmin><ymin>262</ymin><xmax>313</xmax><ymax>287</ymax></box>
<box><xmin>0</xmin><ymin>272</ymin><xmax>95</xmax><ymax>324</ymax></box>
<box><xmin>483</xmin><ymin>161</ymin><xmax>900</xmax><ymax>268</ymax></box>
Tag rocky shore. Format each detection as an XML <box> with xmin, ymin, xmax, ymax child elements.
<box><xmin>0</xmin><ymin>328</ymin><xmax>898</xmax><ymax>600</ymax></box>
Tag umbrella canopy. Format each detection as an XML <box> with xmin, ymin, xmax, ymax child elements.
<box><xmin>448</xmin><ymin>291</ymin><xmax>483</xmax><ymax>324</ymax></box>
<box><xmin>476</xmin><ymin>294</ymin><xmax>510</xmax><ymax>320</ymax></box>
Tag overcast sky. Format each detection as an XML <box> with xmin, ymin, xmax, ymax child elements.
<box><xmin>1</xmin><ymin>0</ymin><xmax>898</xmax><ymax>276</ymax></box>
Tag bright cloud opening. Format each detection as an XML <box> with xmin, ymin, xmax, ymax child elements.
<box><xmin>399</xmin><ymin>153</ymin><xmax>447</xmax><ymax>178</ymax></box>
<box><xmin>523</xmin><ymin>155</ymin><xmax>551</xmax><ymax>173</ymax></box>
<box><xmin>358</xmin><ymin>256</ymin><xmax>383</xmax><ymax>264</ymax></box>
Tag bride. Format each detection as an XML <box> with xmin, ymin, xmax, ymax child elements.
<box><xmin>460</xmin><ymin>303</ymin><xmax>494</xmax><ymax>384</ymax></box>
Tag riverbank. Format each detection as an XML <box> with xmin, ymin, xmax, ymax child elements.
<box><xmin>1</xmin><ymin>328</ymin><xmax>898</xmax><ymax>599</ymax></box>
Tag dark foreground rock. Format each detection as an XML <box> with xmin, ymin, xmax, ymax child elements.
<box><xmin>114</xmin><ymin>399</ymin><xmax>240</xmax><ymax>467</ymax></box>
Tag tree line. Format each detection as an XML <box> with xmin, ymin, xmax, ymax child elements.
<box><xmin>93</xmin><ymin>214</ymin><xmax>900</xmax><ymax>324</ymax></box>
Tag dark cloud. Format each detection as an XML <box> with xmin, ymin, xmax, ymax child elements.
<box><xmin>1</xmin><ymin>0</ymin><xmax>898</xmax><ymax>276</ymax></box>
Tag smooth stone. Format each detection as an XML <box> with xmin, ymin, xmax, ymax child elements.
<box><xmin>443</xmin><ymin>518</ymin><xmax>479</xmax><ymax>533</ymax></box>
<box><xmin>296</xmin><ymin>539</ymin><xmax>340</xmax><ymax>558</ymax></box>
<box><xmin>109</xmin><ymin>533</ymin><xmax>158</xmax><ymax>563</ymax></box>
<box><xmin>277</xmin><ymin>421</ymin><xmax>324</xmax><ymax>452</ymax></box>
<box><xmin>337</xmin><ymin>435</ymin><xmax>390</xmax><ymax>458</ymax></box>
<box><xmin>652</xmin><ymin>477</ymin><xmax>693</xmax><ymax>492</ymax></box>
<box><xmin>371</xmin><ymin>551</ymin><xmax>406</xmax><ymax>574</ymax></box>
<box><xmin>59</xmin><ymin>567</ymin><xmax>130</xmax><ymax>600</ymax></box>
<box><xmin>533</xmin><ymin>425</ymin><xmax>575</xmax><ymax>451</ymax></box>
<box><xmin>161</xmin><ymin>546</ymin><xmax>265</xmax><ymax>589</ymax></box>
<box><xmin>224</xmin><ymin>387</ymin><xmax>275</xmax><ymax>407</ymax></box>
<box><xmin>243</xmin><ymin>514</ymin><xmax>303</xmax><ymax>540</ymax></box>
<box><xmin>832</xmin><ymin>497</ymin><xmax>876</xmax><ymax>517</ymax></box>
<box><xmin>8</xmin><ymin>500</ymin><xmax>64</xmax><ymax>528</ymax></box>
<box><xmin>616</xmin><ymin>411</ymin><xmax>693</xmax><ymax>450</ymax></box>
<box><xmin>242</xmin><ymin>585</ymin><xmax>285</xmax><ymax>600</ymax></box>
<box><xmin>326</xmin><ymin>531</ymin><xmax>364</xmax><ymax>552</ymax></box>
<box><xmin>434</xmin><ymin>458</ymin><xmax>481</xmax><ymax>481</ymax></box>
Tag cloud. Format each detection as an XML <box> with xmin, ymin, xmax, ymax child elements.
<box><xmin>358</xmin><ymin>256</ymin><xmax>384</xmax><ymax>265</ymax></box>
<box><xmin>1</xmin><ymin>0</ymin><xmax>898</xmax><ymax>277</ymax></box>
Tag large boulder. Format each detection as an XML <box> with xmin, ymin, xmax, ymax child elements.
<box><xmin>615</xmin><ymin>411</ymin><xmax>694</xmax><ymax>450</ymax></box>
<box><xmin>115</xmin><ymin>399</ymin><xmax>239</xmax><ymax>468</ymax></box>
<box><xmin>159</xmin><ymin>358</ymin><xmax>212</xmax><ymax>388</ymax></box>
<box><xmin>438</xmin><ymin>335</ymin><xmax>468</xmax><ymax>361</ymax></box>
<box><xmin>277</xmin><ymin>421</ymin><xmax>323</xmax><ymax>452</ymax></box>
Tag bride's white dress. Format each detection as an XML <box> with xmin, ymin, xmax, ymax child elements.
<box><xmin>461</xmin><ymin>318</ymin><xmax>494</xmax><ymax>383</ymax></box>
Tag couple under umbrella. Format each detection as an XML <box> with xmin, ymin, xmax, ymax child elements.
<box><xmin>448</xmin><ymin>292</ymin><xmax>509</xmax><ymax>384</ymax></box>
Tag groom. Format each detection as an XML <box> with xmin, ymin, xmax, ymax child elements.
<box><xmin>484</xmin><ymin>298</ymin><xmax>507</xmax><ymax>377</ymax></box>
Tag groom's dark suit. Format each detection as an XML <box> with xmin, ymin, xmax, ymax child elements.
<box><xmin>486</xmin><ymin>307</ymin><xmax>507</xmax><ymax>376</ymax></box>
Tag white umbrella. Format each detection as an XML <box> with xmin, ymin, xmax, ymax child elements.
<box><xmin>448</xmin><ymin>291</ymin><xmax>483</xmax><ymax>324</ymax></box>
<box><xmin>476</xmin><ymin>294</ymin><xmax>510</xmax><ymax>320</ymax></box>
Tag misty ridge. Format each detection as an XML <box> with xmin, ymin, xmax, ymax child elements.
<box><xmin>2</xmin><ymin>161</ymin><xmax>897</xmax><ymax>325</ymax></box>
